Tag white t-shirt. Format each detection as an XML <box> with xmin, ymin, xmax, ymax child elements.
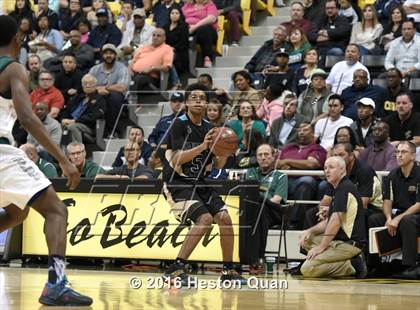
<box><xmin>326</xmin><ymin>61</ymin><xmax>370</xmax><ymax>95</ymax></box>
<box><xmin>314</xmin><ymin>115</ymin><xmax>354</xmax><ymax>149</ymax></box>
<box><xmin>404</xmin><ymin>0</ymin><xmax>420</xmax><ymax>23</ymax></box>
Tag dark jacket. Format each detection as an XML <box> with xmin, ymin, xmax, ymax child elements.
<box><xmin>164</xmin><ymin>23</ymin><xmax>189</xmax><ymax>73</ymax></box>
<box><xmin>341</xmin><ymin>84</ymin><xmax>387</xmax><ymax>120</ymax></box>
<box><xmin>54</xmin><ymin>68</ymin><xmax>83</xmax><ymax>100</ymax></box>
<box><xmin>60</xmin><ymin>92</ymin><xmax>106</xmax><ymax>129</ymax></box>
<box><xmin>244</xmin><ymin>40</ymin><xmax>289</xmax><ymax>73</ymax></box>
<box><xmin>213</xmin><ymin>0</ymin><xmax>242</xmax><ymax>13</ymax></box>
<box><xmin>269</xmin><ymin>113</ymin><xmax>306</xmax><ymax>149</ymax></box>
<box><xmin>304</xmin><ymin>0</ymin><xmax>325</xmax><ymax>26</ymax></box>
<box><xmin>350</xmin><ymin>119</ymin><xmax>376</xmax><ymax>147</ymax></box>
<box><xmin>152</xmin><ymin>2</ymin><xmax>183</xmax><ymax>28</ymax></box>
<box><xmin>88</xmin><ymin>23</ymin><xmax>122</xmax><ymax>51</ymax></box>
<box><xmin>148</xmin><ymin>113</ymin><xmax>180</xmax><ymax>145</ymax></box>
<box><xmin>60</xmin><ymin>44</ymin><xmax>95</xmax><ymax>73</ymax></box>
<box><xmin>308</xmin><ymin>14</ymin><xmax>351</xmax><ymax>51</ymax></box>
<box><xmin>59</xmin><ymin>9</ymin><xmax>84</xmax><ymax>33</ymax></box>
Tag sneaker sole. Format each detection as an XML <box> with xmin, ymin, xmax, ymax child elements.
<box><xmin>39</xmin><ymin>296</ymin><xmax>93</xmax><ymax>306</ymax></box>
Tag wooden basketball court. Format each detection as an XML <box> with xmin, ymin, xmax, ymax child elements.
<box><xmin>1</xmin><ymin>266</ymin><xmax>419</xmax><ymax>309</ymax></box>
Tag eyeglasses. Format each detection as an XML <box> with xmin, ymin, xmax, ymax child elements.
<box><xmin>40</xmin><ymin>78</ymin><xmax>52</xmax><ymax>81</ymax></box>
<box><xmin>124</xmin><ymin>148</ymin><xmax>140</xmax><ymax>152</ymax></box>
<box><xmin>188</xmin><ymin>95</ymin><xmax>206</xmax><ymax>101</ymax></box>
<box><xmin>69</xmin><ymin>150</ymin><xmax>85</xmax><ymax>156</ymax></box>
<box><xmin>395</xmin><ymin>150</ymin><xmax>414</xmax><ymax>155</ymax></box>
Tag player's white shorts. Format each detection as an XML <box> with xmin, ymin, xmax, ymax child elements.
<box><xmin>0</xmin><ymin>144</ymin><xmax>51</xmax><ymax>209</ymax></box>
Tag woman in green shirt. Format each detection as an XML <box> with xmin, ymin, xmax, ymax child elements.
<box><xmin>228</xmin><ymin>99</ymin><xmax>266</xmax><ymax>151</ymax></box>
<box><xmin>287</xmin><ymin>27</ymin><xmax>312</xmax><ymax>71</ymax></box>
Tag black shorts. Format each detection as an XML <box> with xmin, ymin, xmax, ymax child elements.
<box><xmin>163</xmin><ymin>180</ymin><xmax>226</xmax><ymax>224</ymax></box>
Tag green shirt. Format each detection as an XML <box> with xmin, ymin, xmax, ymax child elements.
<box><xmin>36</xmin><ymin>158</ymin><xmax>58</xmax><ymax>178</ymax></box>
<box><xmin>228</xmin><ymin>120</ymin><xmax>266</xmax><ymax>150</ymax></box>
<box><xmin>245</xmin><ymin>167</ymin><xmax>288</xmax><ymax>202</ymax></box>
<box><xmin>82</xmin><ymin>160</ymin><xmax>105</xmax><ymax>178</ymax></box>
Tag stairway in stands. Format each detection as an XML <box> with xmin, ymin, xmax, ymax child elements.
<box><xmin>93</xmin><ymin>6</ymin><xmax>291</xmax><ymax>167</ymax></box>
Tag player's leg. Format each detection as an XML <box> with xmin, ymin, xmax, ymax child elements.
<box><xmin>30</xmin><ymin>186</ymin><xmax>93</xmax><ymax>306</ymax></box>
<box><xmin>175</xmin><ymin>212</ymin><xmax>214</xmax><ymax>260</ymax></box>
<box><xmin>213</xmin><ymin>211</ymin><xmax>234</xmax><ymax>263</ymax></box>
<box><xmin>0</xmin><ymin>204</ymin><xmax>29</xmax><ymax>232</ymax></box>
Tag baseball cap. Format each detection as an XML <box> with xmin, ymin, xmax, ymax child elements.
<box><xmin>96</xmin><ymin>8</ymin><xmax>108</xmax><ymax>16</ymax></box>
<box><xmin>357</xmin><ymin>97</ymin><xmax>375</xmax><ymax>109</ymax></box>
<box><xmin>133</xmin><ymin>8</ymin><xmax>146</xmax><ymax>17</ymax></box>
<box><xmin>275</xmin><ymin>48</ymin><xmax>289</xmax><ymax>58</ymax></box>
<box><xmin>170</xmin><ymin>92</ymin><xmax>184</xmax><ymax>102</ymax></box>
<box><xmin>310</xmin><ymin>68</ymin><xmax>328</xmax><ymax>80</ymax></box>
<box><xmin>102</xmin><ymin>43</ymin><xmax>118</xmax><ymax>54</ymax></box>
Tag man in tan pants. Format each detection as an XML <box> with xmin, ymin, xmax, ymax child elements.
<box><xmin>298</xmin><ymin>156</ymin><xmax>368</xmax><ymax>278</ymax></box>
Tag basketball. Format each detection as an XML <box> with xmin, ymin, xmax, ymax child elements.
<box><xmin>210</xmin><ymin>127</ymin><xmax>239</xmax><ymax>157</ymax></box>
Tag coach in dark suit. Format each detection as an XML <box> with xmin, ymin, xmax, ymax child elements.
<box><xmin>268</xmin><ymin>95</ymin><xmax>306</xmax><ymax>149</ymax></box>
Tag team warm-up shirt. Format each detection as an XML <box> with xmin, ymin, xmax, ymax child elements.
<box><xmin>328</xmin><ymin>176</ymin><xmax>366</xmax><ymax>244</ymax></box>
<box><xmin>163</xmin><ymin>114</ymin><xmax>214</xmax><ymax>182</ymax></box>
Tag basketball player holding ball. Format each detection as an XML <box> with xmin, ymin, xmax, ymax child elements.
<box><xmin>162</xmin><ymin>83</ymin><xmax>245</xmax><ymax>285</ymax></box>
<box><xmin>0</xmin><ymin>16</ymin><xmax>92</xmax><ymax>306</ymax></box>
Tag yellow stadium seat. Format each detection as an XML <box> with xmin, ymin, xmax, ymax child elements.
<box><xmin>108</xmin><ymin>1</ymin><xmax>121</xmax><ymax>16</ymax></box>
<box><xmin>358</xmin><ymin>0</ymin><xmax>376</xmax><ymax>10</ymax></box>
<box><xmin>266</xmin><ymin>0</ymin><xmax>276</xmax><ymax>16</ymax></box>
<box><xmin>216</xmin><ymin>15</ymin><xmax>225</xmax><ymax>56</ymax></box>
<box><xmin>241</xmin><ymin>0</ymin><xmax>252</xmax><ymax>35</ymax></box>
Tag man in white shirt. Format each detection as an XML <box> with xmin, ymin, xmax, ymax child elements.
<box><xmin>118</xmin><ymin>8</ymin><xmax>155</xmax><ymax>61</ymax></box>
<box><xmin>326</xmin><ymin>44</ymin><xmax>370</xmax><ymax>94</ymax></box>
<box><xmin>315</xmin><ymin>94</ymin><xmax>353</xmax><ymax>149</ymax></box>
<box><xmin>385</xmin><ymin>20</ymin><xmax>420</xmax><ymax>78</ymax></box>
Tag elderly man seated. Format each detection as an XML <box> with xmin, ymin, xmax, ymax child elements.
<box><xmin>97</xmin><ymin>142</ymin><xmax>158</xmax><ymax>180</ymax></box>
<box><xmin>20</xmin><ymin>143</ymin><xmax>58</xmax><ymax>178</ymax></box>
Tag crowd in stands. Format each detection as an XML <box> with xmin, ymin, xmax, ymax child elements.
<box><xmin>2</xmin><ymin>0</ymin><xmax>420</xmax><ymax>279</ymax></box>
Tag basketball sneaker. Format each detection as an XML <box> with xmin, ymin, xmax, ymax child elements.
<box><xmin>39</xmin><ymin>276</ymin><xmax>93</xmax><ymax>306</ymax></box>
<box><xmin>220</xmin><ymin>269</ymin><xmax>247</xmax><ymax>285</ymax></box>
<box><xmin>164</xmin><ymin>263</ymin><xmax>195</xmax><ymax>287</ymax></box>
<box><xmin>351</xmin><ymin>253</ymin><xmax>367</xmax><ymax>279</ymax></box>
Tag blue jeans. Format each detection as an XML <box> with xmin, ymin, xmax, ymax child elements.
<box><xmin>326</xmin><ymin>47</ymin><xmax>344</xmax><ymax>56</ymax></box>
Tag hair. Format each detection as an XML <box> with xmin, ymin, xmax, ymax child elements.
<box><xmin>328</xmin><ymin>94</ymin><xmax>344</xmax><ymax>105</ymax></box>
<box><xmin>389</xmin><ymin>6</ymin><xmax>406</xmax><ymax>28</ymax></box>
<box><xmin>123</xmin><ymin>0</ymin><xmax>135</xmax><ymax>9</ymax></box>
<box><xmin>397</xmin><ymin>141</ymin><xmax>416</xmax><ymax>153</ymax></box>
<box><xmin>19</xmin><ymin>16</ymin><xmax>33</xmax><ymax>34</ymax></box>
<box><xmin>402</xmin><ymin>19</ymin><xmax>416</xmax><ymax>29</ymax></box>
<box><xmin>243</xmin><ymin>127</ymin><xmax>264</xmax><ymax>154</ymax></box>
<box><xmin>283</xmin><ymin>93</ymin><xmax>297</xmax><ymax>106</ymax></box>
<box><xmin>346</xmin><ymin>43</ymin><xmax>360</xmax><ymax>54</ymax></box>
<box><xmin>396</xmin><ymin>91</ymin><xmax>414</xmax><ymax>103</ymax></box>
<box><xmin>237</xmin><ymin>99</ymin><xmax>257</xmax><ymax>120</ymax></box>
<box><xmin>207</xmin><ymin>99</ymin><xmax>224</xmax><ymax>126</ymax></box>
<box><xmin>299</xmin><ymin>121</ymin><xmax>314</xmax><ymax>133</ymax></box>
<box><xmin>231</xmin><ymin>70</ymin><xmax>252</xmax><ymax>84</ymax></box>
<box><xmin>289</xmin><ymin>27</ymin><xmax>309</xmax><ymax>49</ymax></box>
<box><xmin>39</xmin><ymin>69</ymin><xmax>54</xmax><ymax>80</ymax></box>
<box><xmin>268</xmin><ymin>83</ymin><xmax>287</xmax><ymax>99</ymax></box>
<box><xmin>198</xmin><ymin>73</ymin><xmax>213</xmax><ymax>85</ymax></box>
<box><xmin>67</xmin><ymin>141</ymin><xmax>85</xmax><ymax>152</ymax></box>
<box><xmin>257</xmin><ymin>143</ymin><xmax>276</xmax><ymax>155</ymax></box>
<box><xmin>387</xmin><ymin>67</ymin><xmax>402</xmax><ymax>79</ymax></box>
<box><xmin>325</xmin><ymin>0</ymin><xmax>340</xmax><ymax>9</ymax></box>
<box><xmin>327</xmin><ymin>156</ymin><xmax>346</xmax><ymax>171</ymax></box>
<box><xmin>362</xmin><ymin>4</ymin><xmax>379</xmax><ymax>31</ymax></box>
<box><xmin>374</xmin><ymin>120</ymin><xmax>390</xmax><ymax>134</ymax></box>
<box><xmin>185</xmin><ymin>82</ymin><xmax>210</xmax><ymax>103</ymax></box>
<box><xmin>290</xmin><ymin>1</ymin><xmax>304</xmax><ymax>9</ymax></box>
<box><xmin>168</xmin><ymin>6</ymin><xmax>186</xmax><ymax>25</ymax></box>
<box><xmin>0</xmin><ymin>16</ymin><xmax>18</xmax><ymax>47</ymax></box>
<box><xmin>334</xmin><ymin>142</ymin><xmax>354</xmax><ymax>154</ymax></box>
<box><xmin>62</xmin><ymin>51</ymin><xmax>77</xmax><ymax>60</ymax></box>
<box><xmin>129</xmin><ymin>125</ymin><xmax>144</xmax><ymax>136</ymax></box>
<box><xmin>274</xmin><ymin>25</ymin><xmax>287</xmax><ymax>34</ymax></box>
<box><xmin>14</xmin><ymin>0</ymin><xmax>33</xmax><ymax>13</ymax></box>
<box><xmin>333</xmin><ymin>126</ymin><xmax>358</xmax><ymax>148</ymax></box>
<box><xmin>78</xmin><ymin>18</ymin><xmax>92</xmax><ymax>31</ymax></box>
<box><xmin>304</xmin><ymin>47</ymin><xmax>319</xmax><ymax>63</ymax></box>
<box><xmin>81</xmin><ymin>73</ymin><xmax>97</xmax><ymax>85</ymax></box>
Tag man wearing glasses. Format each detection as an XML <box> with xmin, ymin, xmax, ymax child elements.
<box><xmin>30</xmin><ymin>70</ymin><xmax>64</xmax><ymax>119</ymax></box>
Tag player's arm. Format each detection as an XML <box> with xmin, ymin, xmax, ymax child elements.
<box><xmin>9</xmin><ymin>63</ymin><xmax>79</xmax><ymax>189</ymax></box>
<box><xmin>171</xmin><ymin>128</ymin><xmax>216</xmax><ymax>166</ymax></box>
